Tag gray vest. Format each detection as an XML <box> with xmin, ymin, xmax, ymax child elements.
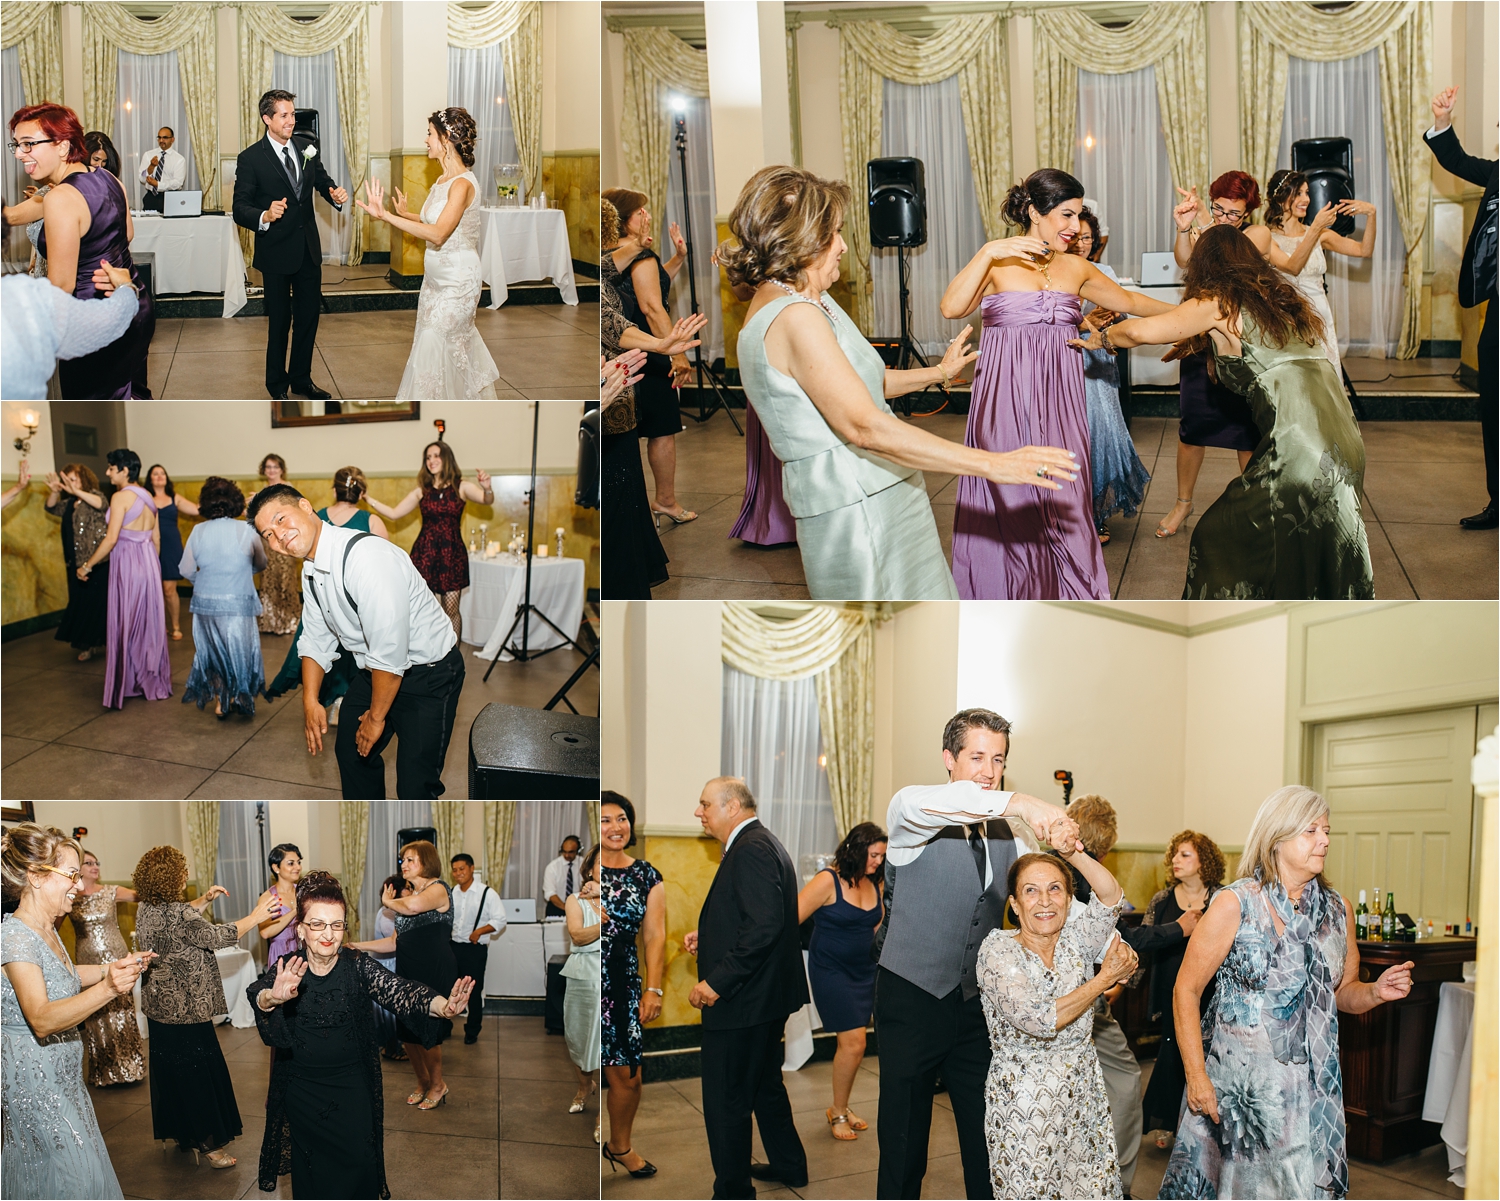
<box><xmin>875</xmin><ymin>819</ymin><xmax>1019</xmax><ymax>1001</ymax></box>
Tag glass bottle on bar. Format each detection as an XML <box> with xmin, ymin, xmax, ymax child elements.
<box><xmin>1382</xmin><ymin>890</ymin><xmax>1396</xmax><ymax>941</ymax></box>
<box><xmin>1356</xmin><ymin>890</ymin><xmax>1369</xmax><ymax>939</ymax></box>
<box><xmin>1370</xmin><ymin>889</ymin><xmax>1383</xmax><ymax>941</ymax></box>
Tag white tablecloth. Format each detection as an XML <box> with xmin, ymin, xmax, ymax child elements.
<box><xmin>133</xmin><ymin>945</ymin><xmax>261</xmax><ymax>1035</ymax></box>
<box><xmin>1422</xmin><ymin>979</ymin><xmax>1475</xmax><ymax>1186</ymax></box>
<box><xmin>463</xmin><ymin>554</ymin><xmax>586</xmax><ymax>662</ymax></box>
<box><xmin>475</xmin><ymin>207</ymin><xmax>578</xmax><ymax>308</ymax></box>
<box><xmin>129</xmin><ymin>213</ymin><xmax>247</xmax><ymax>318</ymax></box>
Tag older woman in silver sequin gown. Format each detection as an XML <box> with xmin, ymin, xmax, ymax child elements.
<box><xmin>63</xmin><ymin>849</ymin><xmax>145</xmax><ymax>1086</ymax></box>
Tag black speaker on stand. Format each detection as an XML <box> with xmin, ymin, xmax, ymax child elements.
<box><xmin>293</xmin><ymin>108</ymin><xmax>320</xmax><ymax>152</ymax></box>
<box><xmin>869</xmin><ymin>157</ymin><xmax>931</xmax><ymax>416</ymax></box>
<box><xmin>1290</xmin><ymin>136</ymin><xmax>1363</xmax><ymax>416</ymax></box>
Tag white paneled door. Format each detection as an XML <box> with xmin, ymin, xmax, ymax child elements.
<box><xmin>1312</xmin><ymin>705</ymin><xmax>1484</xmax><ymax>931</ymax></box>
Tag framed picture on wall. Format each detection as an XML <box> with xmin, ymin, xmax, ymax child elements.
<box><xmin>1</xmin><ymin>802</ymin><xmax>36</xmax><ymax>823</ymax></box>
<box><xmin>271</xmin><ymin>401</ymin><xmax>422</xmax><ymax>428</ymax></box>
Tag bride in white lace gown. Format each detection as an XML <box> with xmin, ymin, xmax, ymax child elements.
<box><xmin>356</xmin><ymin>107</ymin><xmax>499</xmax><ymax>399</ymax></box>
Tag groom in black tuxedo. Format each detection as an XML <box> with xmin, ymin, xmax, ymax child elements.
<box><xmin>233</xmin><ymin>89</ymin><xmax>348</xmax><ymax>399</ymax></box>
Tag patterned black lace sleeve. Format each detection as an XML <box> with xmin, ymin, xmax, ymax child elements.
<box><xmin>351</xmin><ymin>951</ymin><xmax>448</xmax><ymax>1048</ymax></box>
<box><xmin>247</xmin><ymin>958</ymin><xmax>298</xmax><ymax>1049</ymax></box>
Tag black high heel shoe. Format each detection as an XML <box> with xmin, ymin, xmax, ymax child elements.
<box><xmin>602</xmin><ymin>1144</ymin><xmax>657</xmax><ymax>1177</ymax></box>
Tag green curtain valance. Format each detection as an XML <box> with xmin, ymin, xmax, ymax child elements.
<box><xmin>619</xmin><ymin>26</ymin><xmax>709</xmax><ymax>226</ymax></box>
<box><xmin>2</xmin><ymin>2</ymin><xmax>64</xmax><ymax>110</ymax></box>
<box><xmin>448</xmin><ymin>2</ymin><xmax>542</xmax><ymax>199</ymax></box>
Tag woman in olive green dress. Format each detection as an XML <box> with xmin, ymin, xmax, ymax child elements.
<box><xmin>1071</xmin><ymin>223</ymin><xmax>1373</xmax><ymax>600</ymax></box>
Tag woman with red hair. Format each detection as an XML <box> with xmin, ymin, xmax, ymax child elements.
<box><xmin>1156</xmin><ymin>171</ymin><xmax>1336</xmax><ymax>539</ymax></box>
<box><xmin>10</xmin><ymin>102</ymin><xmax>154</xmax><ymax>397</ymax></box>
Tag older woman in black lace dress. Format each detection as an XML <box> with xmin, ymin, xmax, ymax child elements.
<box><xmin>249</xmin><ymin>871</ymin><xmax>473</xmax><ymax>1199</ymax></box>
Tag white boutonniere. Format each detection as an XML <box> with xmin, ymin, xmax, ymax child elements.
<box><xmin>302</xmin><ymin>145</ymin><xmax>317</xmax><ymax>162</ymax></box>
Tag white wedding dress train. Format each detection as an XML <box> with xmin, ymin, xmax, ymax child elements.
<box><xmin>395</xmin><ymin>170</ymin><xmax>499</xmax><ymax>399</ymax></box>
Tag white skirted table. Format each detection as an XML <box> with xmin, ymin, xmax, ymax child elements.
<box><xmin>1421</xmin><ymin>978</ymin><xmax>1475</xmax><ymax>1186</ymax></box>
<box><xmin>462</xmin><ymin>554</ymin><xmax>587</xmax><ymax>661</ymax></box>
<box><xmin>475</xmin><ymin>207</ymin><xmax>578</xmax><ymax>308</ymax></box>
<box><xmin>129</xmin><ymin>213</ymin><xmax>248</xmax><ymax>318</ymax></box>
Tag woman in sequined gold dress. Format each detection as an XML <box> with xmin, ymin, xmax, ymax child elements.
<box><xmin>976</xmin><ymin>820</ymin><xmax>1139</xmax><ymax>1200</ymax></box>
<box><xmin>248</xmin><ymin>454</ymin><xmax>301</xmax><ymax>634</ymax></box>
<box><xmin>62</xmin><ymin>849</ymin><xmax>145</xmax><ymax>1086</ymax></box>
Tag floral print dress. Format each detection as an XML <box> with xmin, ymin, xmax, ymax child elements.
<box><xmin>1159</xmin><ymin>876</ymin><xmax>1350</xmax><ymax>1200</ymax></box>
<box><xmin>601</xmin><ymin>858</ymin><xmax>661</xmax><ymax>1070</ymax></box>
<box><xmin>977</xmin><ymin>892</ymin><xmax>1123</xmax><ymax>1200</ymax></box>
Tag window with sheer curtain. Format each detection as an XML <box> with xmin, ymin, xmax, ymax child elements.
<box><xmin>213</xmin><ymin>802</ymin><xmax>269</xmax><ymax>956</ymax></box>
<box><xmin>501</xmin><ymin>801</ymin><xmax>593</xmax><ymax>908</ymax></box>
<box><xmin>3</xmin><ymin>47</ymin><xmax>31</xmax><ymax>269</ymax></box>
<box><xmin>660</xmin><ymin>94</ymin><xmax>724</xmax><ymax>364</ymax></box>
<box><xmin>1073</xmin><ymin>65</ymin><xmax>1176</xmax><ymax>283</ymax></box>
<box><xmin>359</xmin><ymin>801</ymin><xmax>431</xmax><ymax>939</ymax></box>
<box><xmin>115</xmin><ymin>49</ymin><xmax>199</xmax><ymax>211</ymax></box>
<box><xmin>1276</xmin><ymin>49</ymin><xmax>1404</xmax><ymax>359</ymax></box>
<box><xmin>448</xmin><ymin>42</ymin><xmax>519</xmax><ymax>207</ymax></box>
<box><xmin>721</xmin><ymin>664</ymin><xmax>838</xmax><ymax>878</ymax></box>
<box><xmin>272</xmin><ymin>50</ymin><xmax>351</xmax><ymax>264</ymax></box>
<box><xmin>871</xmin><ymin>74</ymin><xmax>987</xmax><ymax>360</ymax></box>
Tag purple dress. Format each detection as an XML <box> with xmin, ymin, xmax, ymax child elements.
<box><xmin>728</xmin><ymin>401</ymin><xmax>797</xmax><ymax>545</ymax></box>
<box><xmin>37</xmin><ymin>168</ymin><xmax>155</xmax><ymax>398</ymax></box>
<box><xmin>952</xmin><ymin>291</ymin><xmax>1108</xmax><ymax>599</ymax></box>
<box><xmin>266</xmin><ymin>915</ymin><xmax>298</xmax><ymax>964</ymax></box>
<box><xmin>103</xmin><ymin>485</ymin><xmax>172</xmax><ymax>708</ymax></box>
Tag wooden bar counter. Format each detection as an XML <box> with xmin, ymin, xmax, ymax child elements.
<box><xmin>1339</xmin><ymin>935</ymin><xmax>1475</xmax><ymax>1162</ymax></box>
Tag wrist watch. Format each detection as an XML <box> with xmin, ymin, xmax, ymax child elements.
<box><xmin>645</xmin><ymin>987</ymin><xmax>664</xmax><ymax>997</ymax></box>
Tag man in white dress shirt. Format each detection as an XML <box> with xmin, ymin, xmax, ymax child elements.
<box><xmin>873</xmin><ymin>708</ymin><xmax>1074</xmax><ymax>1200</ymax></box>
<box><xmin>249</xmin><ymin>483</ymin><xmax>465</xmax><ymax>799</ymax></box>
<box><xmin>140</xmin><ymin>127</ymin><xmax>186</xmax><ymax>212</ymax></box>
<box><xmin>450</xmin><ymin>853</ymin><xmax>505</xmax><ymax>1044</ymax></box>
<box><xmin>542</xmin><ymin>836</ymin><xmax>583</xmax><ymax>917</ymax></box>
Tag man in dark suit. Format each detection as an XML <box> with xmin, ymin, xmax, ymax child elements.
<box><xmin>233</xmin><ymin>89</ymin><xmax>348</xmax><ymax>400</ymax></box>
<box><xmin>683</xmin><ymin>777</ymin><xmax>809</xmax><ymax>1200</ymax></box>
<box><xmin>1425</xmin><ymin>84</ymin><xmax>1498</xmax><ymax>530</ymax></box>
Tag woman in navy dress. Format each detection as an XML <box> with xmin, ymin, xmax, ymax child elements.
<box><xmin>797</xmin><ymin>822</ymin><xmax>887</xmax><ymax>1141</ymax></box>
<box><xmin>146</xmin><ymin>465</ymin><xmax>198</xmax><ymax>641</ymax></box>
<box><xmin>13</xmin><ymin>102</ymin><xmax>154</xmax><ymax>397</ymax></box>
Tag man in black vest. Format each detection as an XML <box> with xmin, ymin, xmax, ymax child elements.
<box><xmin>684</xmin><ymin>777</ymin><xmax>808</xmax><ymax>1200</ymax></box>
<box><xmin>1425</xmin><ymin>84</ymin><xmax>1498</xmax><ymax>530</ymax></box>
<box><xmin>874</xmin><ymin>708</ymin><xmax>1072</xmax><ymax>1200</ymax></box>
<box><xmin>233</xmin><ymin>89</ymin><xmax>348</xmax><ymax>400</ymax></box>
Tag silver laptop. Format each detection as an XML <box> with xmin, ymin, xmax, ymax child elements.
<box><xmin>1139</xmin><ymin>252</ymin><xmax>1183</xmax><ymax>285</ymax></box>
<box><xmin>503</xmin><ymin>898</ymin><xmax>537</xmax><ymax>924</ymax></box>
<box><xmin>163</xmin><ymin>190</ymin><xmax>202</xmax><ymax>218</ymax></box>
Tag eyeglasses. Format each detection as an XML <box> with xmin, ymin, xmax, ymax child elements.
<box><xmin>302</xmin><ymin>920</ymin><xmax>347</xmax><ymax>932</ymax></box>
<box><xmin>8</xmin><ymin>139</ymin><xmax>55</xmax><ymax>154</ymax></box>
<box><xmin>1210</xmin><ymin>203</ymin><xmax>1246</xmax><ymax>224</ymax></box>
<box><xmin>37</xmin><ymin>864</ymin><xmax>82</xmax><ymax>883</ymax></box>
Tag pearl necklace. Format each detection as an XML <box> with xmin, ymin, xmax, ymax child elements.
<box><xmin>769</xmin><ymin>278</ymin><xmax>836</xmax><ymax>320</ymax></box>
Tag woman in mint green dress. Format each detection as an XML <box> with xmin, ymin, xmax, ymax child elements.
<box><xmin>266</xmin><ymin>468</ymin><xmax>390</xmax><ymax>708</ymax></box>
<box><xmin>721</xmin><ymin>165</ymin><xmax>1081</xmax><ymax>601</ymax></box>
<box><xmin>1071</xmin><ymin>224</ymin><xmax>1374</xmax><ymax>600</ymax></box>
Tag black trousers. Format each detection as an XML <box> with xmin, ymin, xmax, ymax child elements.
<box><xmin>1479</xmin><ymin>298</ymin><xmax>1497</xmax><ymax>503</ymax></box>
<box><xmin>262</xmin><ymin>247</ymin><xmax>322</xmax><ymax>392</ymax></box>
<box><xmin>335</xmin><ymin>645</ymin><xmax>465</xmax><ymax>799</ymax></box>
<box><xmin>451</xmin><ymin>942</ymin><xmax>488</xmax><ymax>1037</ymax></box>
<box><xmin>700</xmin><ymin>1020</ymin><xmax>807</xmax><ymax>1200</ymax></box>
<box><xmin>874</xmin><ymin>967</ymin><xmax>993</xmax><ymax>1200</ymax></box>
<box><xmin>142</xmin><ymin>189</ymin><xmax>164</xmax><ymax>213</ymax></box>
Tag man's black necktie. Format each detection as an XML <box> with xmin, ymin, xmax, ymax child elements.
<box><xmin>565</xmin><ymin>862</ymin><xmax>574</xmax><ymax>897</ymax></box>
<box><xmin>968</xmin><ymin>824</ymin><xmax>987</xmax><ymax>884</ymax></box>
<box><xmin>282</xmin><ymin>144</ymin><xmax>299</xmax><ymax>192</ymax></box>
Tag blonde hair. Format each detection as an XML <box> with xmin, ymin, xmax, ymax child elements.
<box><xmin>1238</xmin><ymin>786</ymin><xmax>1330</xmax><ymax>889</ymax></box>
<box><xmin>1067</xmin><ymin>795</ymin><xmax>1118</xmax><ymax>860</ymax></box>
<box><xmin>1</xmin><ymin>823</ymin><xmax>84</xmax><ymax>911</ymax></box>
<box><xmin>717</xmin><ymin>165</ymin><xmax>850</xmax><ymax>290</ymax></box>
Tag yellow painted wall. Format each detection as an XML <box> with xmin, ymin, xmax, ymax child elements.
<box><xmin>542</xmin><ymin>153</ymin><xmax>601</xmax><ymax>266</ymax></box>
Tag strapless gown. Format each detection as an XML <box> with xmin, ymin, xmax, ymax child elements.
<box><xmin>1183</xmin><ymin>316</ymin><xmax>1373</xmax><ymax>599</ymax></box>
<box><xmin>37</xmin><ymin>168</ymin><xmax>154</xmax><ymax>398</ymax></box>
<box><xmin>952</xmin><ymin>290</ymin><xmax>1108</xmax><ymax>599</ymax></box>
<box><xmin>395</xmin><ymin>171</ymin><xmax>499</xmax><ymax>399</ymax></box>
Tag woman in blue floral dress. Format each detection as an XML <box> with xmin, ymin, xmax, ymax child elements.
<box><xmin>1161</xmin><ymin>787</ymin><xmax>1414</xmax><ymax>1200</ymax></box>
<box><xmin>600</xmin><ymin>792</ymin><xmax>664</xmax><ymax>1178</ymax></box>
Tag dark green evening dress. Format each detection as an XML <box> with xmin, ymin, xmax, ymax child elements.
<box><xmin>265</xmin><ymin>508</ymin><xmax>372</xmax><ymax>701</ymax></box>
<box><xmin>1183</xmin><ymin>317</ymin><xmax>1375</xmax><ymax>600</ymax></box>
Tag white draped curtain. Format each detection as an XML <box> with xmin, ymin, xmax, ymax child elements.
<box><xmin>2</xmin><ymin>46</ymin><xmax>28</xmax><ymax>268</ymax></box>
<box><xmin>661</xmin><ymin>94</ymin><xmax>724</xmax><ymax>363</ymax></box>
<box><xmin>721</xmin><ymin>665</ymin><xmax>839</xmax><ymax>875</ymax></box>
<box><xmin>871</xmin><ymin>75</ymin><xmax>987</xmax><ymax>359</ymax></box>
<box><xmin>213</xmin><ymin>801</ymin><xmax>269</xmax><ymax>957</ymax></box>
<box><xmin>447</xmin><ymin>2</ymin><xmax>541</xmax><ymax>200</ymax></box>
<box><xmin>115</xmin><ymin>49</ymin><xmax>199</xmax><ymax>211</ymax></box>
<box><xmin>1074</xmin><ymin>66</ymin><xmax>1176</xmax><ymax>282</ymax></box>
<box><xmin>1275</xmin><ymin>50</ymin><xmax>1406</xmax><ymax>359</ymax></box>
<box><xmin>272</xmin><ymin>49</ymin><xmax>352</xmax><ymax>265</ymax></box>
<box><xmin>359</xmin><ymin>801</ymin><xmax>430</xmax><ymax>940</ymax></box>
<box><xmin>501</xmin><ymin>801</ymin><xmax>593</xmax><ymax>909</ymax></box>
<box><xmin>448</xmin><ymin>42</ymin><xmax>519</xmax><ymax>206</ymax></box>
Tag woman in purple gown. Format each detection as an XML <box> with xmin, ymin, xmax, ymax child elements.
<box><xmin>940</xmin><ymin>170</ymin><xmax>1176</xmax><ymax>599</ymax></box>
<box><xmin>728</xmin><ymin>403</ymin><xmax>797</xmax><ymax>546</ymax></box>
<box><xmin>11</xmin><ymin>103</ymin><xmax>154</xmax><ymax>398</ymax></box>
<box><xmin>76</xmin><ymin>448</ymin><xmax>172</xmax><ymax>708</ymax></box>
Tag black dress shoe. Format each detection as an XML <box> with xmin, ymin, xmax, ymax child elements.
<box><xmin>1459</xmin><ymin>501</ymin><xmax>1498</xmax><ymax>530</ymax></box>
<box><xmin>463</xmin><ymin>1033</ymin><xmax>478</xmax><ymax>1044</ymax></box>
<box><xmin>268</xmin><ymin>388</ymin><xmax>288</xmax><ymax>399</ymax></box>
<box><xmin>291</xmin><ymin>382</ymin><xmax>331</xmax><ymax>400</ymax></box>
<box><xmin>749</xmin><ymin>1163</ymin><xmax>808</xmax><ymax>1187</ymax></box>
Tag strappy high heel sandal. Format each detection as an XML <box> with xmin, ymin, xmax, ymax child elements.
<box><xmin>1155</xmin><ymin>499</ymin><xmax>1194</xmax><ymax>538</ymax></box>
<box><xmin>845</xmin><ymin>1108</ymin><xmax>869</xmax><ymax>1131</ymax></box>
<box><xmin>418</xmin><ymin>1085</ymin><xmax>448</xmax><ymax>1110</ymax></box>
<box><xmin>827</xmin><ymin>1108</ymin><xmax>858</xmax><ymax>1141</ymax></box>
<box><xmin>602</xmin><ymin>1144</ymin><xmax>657</xmax><ymax>1177</ymax></box>
<box><xmin>406</xmin><ymin>1088</ymin><xmax>427</xmax><ymax>1106</ymax></box>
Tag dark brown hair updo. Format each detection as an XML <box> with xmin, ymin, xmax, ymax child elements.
<box><xmin>1182</xmin><ymin>223</ymin><xmax>1325</xmax><ymax>352</ymax></box>
<box><xmin>429</xmin><ymin>107</ymin><xmax>477</xmax><ymax>168</ymax></box>
<box><xmin>333</xmin><ymin>466</ymin><xmax>368</xmax><ymax>504</ymax></box>
<box><xmin>198</xmin><ymin>476</ymin><xmax>246</xmax><ymax>521</ymax></box>
<box><xmin>1</xmin><ymin>824</ymin><xmax>84</xmax><ymax>913</ymax></box>
<box><xmin>718</xmin><ymin>165</ymin><xmax>851</xmax><ymax>290</ymax></box>
<box><xmin>1264</xmin><ymin>169</ymin><xmax>1309</xmax><ymax>232</ymax></box>
<box><xmin>294</xmin><ymin>870</ymin><xmax>347</xmax><ymax>925</ymax></box>
<box><xmin>1001</xmin><ymin>168</ymin><xmax>1086</xmax><ymax>230</ymax></box>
